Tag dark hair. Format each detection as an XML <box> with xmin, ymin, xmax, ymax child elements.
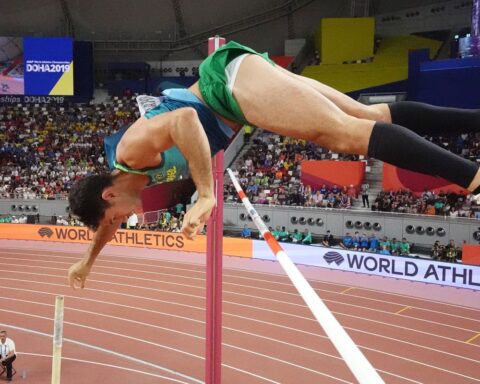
<box><xmin>68</xmin><ymin>174</ymin><xmax>116</xmax><ymax>230</ymax></box>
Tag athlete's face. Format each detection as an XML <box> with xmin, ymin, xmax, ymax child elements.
<box><xmin>101</xmin><ymin>191</ymin><xmax>142</xmax><ymax>226</ymax></box>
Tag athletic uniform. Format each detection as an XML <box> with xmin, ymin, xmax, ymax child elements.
<box><xmin>104</xmin><ymin>41</ymin><xmax>273</xmax><ymax>185</ymax></box>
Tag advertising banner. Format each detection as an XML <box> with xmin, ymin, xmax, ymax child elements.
<box><xmin>462</xmin><ymin>244</ymin><xmax>480</xmax><ymax>266</ymax></box>
<box><xmin>382</xmin><ymin>163</ymin><xmax>468</xmax><ymax>196</ymax></box>
<box><xmin>0</xmin><ymin>36</ymin><xmax>73</xmax><ymax>96</ymax></box>
<box><xmin>301</xmin><ymin>160</ymin><xmax>365</xmax><ymax>191</ymax></box>
<box><xmin>23</xmin><ymin>37</ymin><xmax>73</xmax><ymax>95</ymax></box>
<box><xmin>253</xmin><ymin>241</ymin><xmax>480</xmax><ymax>291</ymax></box>
<box><xmin>0</xmin><ymin>224</ymin><xmax>252</xmax><ymax>258</ymax></box>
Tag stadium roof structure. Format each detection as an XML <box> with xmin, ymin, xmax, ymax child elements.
<box><xmin>0</xmin><ymin>0</ymin><xmax>450</xmax><ymax>60</ymax></box>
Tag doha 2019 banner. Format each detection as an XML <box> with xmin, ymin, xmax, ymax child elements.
<box><xmin>0</xmin><ymin>36</ymin><xmax>73</xmax><ymax>96</ymax></box>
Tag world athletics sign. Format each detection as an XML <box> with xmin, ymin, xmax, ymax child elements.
<box><xmin>321</xmin><ymin>250</ymin><xmax>480</xmax><ymax>290</ymax></box>
<box><xmin>0</xmin><ymin>224</ymin><xmax>253</xmax><ymax>258</ymax></box>
<box><xmin>252</xmin><ymin>242</ymin><xmax>480</xmax><ymax>291</ymax></box>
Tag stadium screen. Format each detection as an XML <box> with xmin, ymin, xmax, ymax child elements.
<box><xmin>0</xmin><ymin>36</ymin><xmax>74</xmax><ymax>96</ymax></box>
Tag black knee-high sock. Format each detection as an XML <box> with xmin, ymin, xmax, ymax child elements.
<box><xmin>368</xmin><ymin>122</ymin><xmax>479</xmax><ymax>189</ymax></box>
<box><xmin>389</xmin><ymin>101</ymin><xmax>480</xmax><ymax>136</ymax></box>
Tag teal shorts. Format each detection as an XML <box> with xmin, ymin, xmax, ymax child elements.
<box><xmin>198</xmin><ymin>41</ymin><xmax>274</xmax><ymax>125</ymax></box>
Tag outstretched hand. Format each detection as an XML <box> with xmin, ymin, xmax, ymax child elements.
<box><xmin>181</xmin><ymin>196</ymin><xmax>215</xmax><ymax>239</ymax></box>
<box><xmin>68</xmin><ymin>259</ymin><xmax>92</xmax><ymax>289</ymax></box>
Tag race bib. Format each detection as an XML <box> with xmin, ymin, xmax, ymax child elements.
<box><xmin>136</xmin><ymin>95</ymin><xmax>164</xmax><ymax>116</ymax></box>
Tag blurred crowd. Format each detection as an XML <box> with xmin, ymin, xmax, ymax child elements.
<box><xmin>371</xmin><ymin>189</ymin><xmax>479</xmax><ymax>218</ymax></box>
<box><xmin>0</xmin><ymin>98</ymin><xmax>138</xmax><ymax>199</ymax></box>
<box><xmin>340</xmin><ymin>232</ymin><xmax>411</xmax><ymax>256</ymax></box>
<box><xmin>240</xmin><ymin>224</ymin><xmax>314</xmax><ymax>245</ymax></box>
<box><xmin>0</xmin><ymin>100</ymin><xmax>478</xmax><ymax>265</ymax></box>
<box><xmin>224</xmin><ymin>131</ymin><xmax>358</xmax><ymax>208</ymax></box>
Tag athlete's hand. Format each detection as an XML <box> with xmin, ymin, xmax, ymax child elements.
<box><xmin>68</xmin><ymin>259</ymin><xmax>92</xmax><ymax>289</ymax></box>
<box><xmin>181</xmin><ymin>196</ymin><xmax>215</xmax><ymax>239</ymax></box>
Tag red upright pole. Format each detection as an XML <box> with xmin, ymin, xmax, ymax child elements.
<box><xmin>205</xmin><ymin>35</ymin><xmax>225</xmax><ymax>384</ymax></box>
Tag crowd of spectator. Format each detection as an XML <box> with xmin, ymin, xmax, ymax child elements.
<box><xmin>240</xmin><ymin>224</ymin><xmax>314</xmax><ymax>245</ymax></box>
<box><xmin>431</xmin><ymin>239</ymin><xmax>460</xmax><ymax>263</ymax></box>
<box><xmin>225</xmin><ymin>131</ymin><xmax>358</xmax><ymax>208</ymax></box>
<box><xmin>371</xmin><ymin>189</ymin><xmax>479</xmax><ymax>218</ymax></box>
<box><xmin>340</xmin><ymin>232</ymin><xmax>412</xmax><ymax>256</ymax></box>
<box><xmin>54</xmin><ymin>214</ymin><xmax>83</xmax><ymax>226</ymax></box>
<box><xmin>428</xmin><ymin>133</ymin><xmax>480</xmax><ymax>163</ymax></box>
<box><xmin>0</xmin><ymin>98</ymin><xmax>138</xmax><ymax>199</ymax></box>
<box><xmin>135</xmin><ymin>211</ymin><xmax>185</xmax><ymax>232</ymax></box>
<box><xmin>0</xmin><ymin>214</ymin><xmax>28</xmax><ymax>224</ymax></box>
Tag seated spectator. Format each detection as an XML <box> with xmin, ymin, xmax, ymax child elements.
<box><xmin>368</xmin><ymin>234</ymin><xmax>379</xmax><ymax>252</ymax></box>
<box><xmin>175</xmin><ymin>202</ymin><xmax>185</xmax><ymax>216</ymax></box>
<box><xmin>371</xmin><ymin>189</ymin><xmax>477</xmax><ymax>217</ymax></box>
<box><xmin>338</xmin><ymin>193</ymin><xmax>351</xmax><ymax>209</ymax></box>
<box><xmin>272</xmin><ymin>226</ymin><xmax>282</xmax><ymax>241</ymax></box>
<box><xmin>326</xmin><ymin>193</ymin><xmax>337</xmax><ymax>208</ymax></box>
<box><xmin>359</xmin><ymin>233</ymin><xmax>369</xmax><ymax>251</ymax></box>
<box><xmin>319</xmin><ymin>184</ymin><xmax>329</xmax><ymax>195</ymax></box>
<box><xmin>56</xmin><ymin>216</ymin><xmax>69</xmax><ymax>226</ymax></box>
<box><xmin>322</xmin><ymin>230</ymin><xmax>334</xmax><ymax>247</ymax></box>
<box><xmin>425</xmin><ymin>204</ymin><xmax>436</xmax><ymax>215</ymax></box>
<box><xmin>431</xmin><ymin>240</ymin><xmax>442</xmax><ymax>260</ymax></box>
<box><xmin>312</xmin><ymin>190</ymin><xmax>323</xmax><ymax>206</ymax></box>
<box><xmin>434</xmin><ymin>199</ymin><xmax>445</xmax><ymax>215</ymax></box>
<box><xmin>171</xmin><ymin>221</ymin><xmax>181</xmax><ymax>232</ymax></box>
<box><xmin>391</xmin><ymin>238</ymin><xmax>402</xmax><ymax>256</ymax></box>
<box><xmin>400</xmin><ymin>238</ymin><xmax>411</xmax><ymax>256</ymax></box>
<box><xmin>127</xmin><ymin>212</ymin><xmax>138</xmax><ymax>229</ymax></box>
<box><xmin>378</xmin><ymin>245</ymin><xmax>391</xmax><ymax>255</ymax></box>
<box><xmin>347</xmin><ymin>184</ymin><xmax>357</xmax><ymax>200</ymax></box>
<box><xmin>164</xmin><ymin>210</ymin><xmax>172</xmax><ymax>226</ymax></box>
<box><xmin>352</xmin><ymin>231</ymin><xmax>361</xmax><ymax>250</ymax></box>
<box><xmin>302</xmin><ymin>229</ymin><xmax>313</xmax><ymax>245</ymax></box>
<box><xmin>241</xmin><ymin>224</ymin><xmax>252</xmax><ymax>239</ymax></box>
<box><xmin>379</xmin><ymin>236</ymin><xmax>391</xmax><ymax>253</ymax></box>
<box><xmin>341</xmin><ymin>232</ymin><xmax>353</xmax><ymax>249</ymax></box>
<box><xmin>290</xmin><ymin>229</ymin><xmax>303</xmax><ymax>243</ymax></box>
<box><xmin>279</xmin><ymin>226</ymin><xmax>290</xmax><ymax>242</ymax></box>
<box><xmin>445</xmin><ymin>240</ymin><xmax>458</xmax><ymax>263</ymax></box>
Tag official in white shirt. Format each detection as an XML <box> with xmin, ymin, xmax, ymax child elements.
<box><xmin>0</xmin><ymin>330</ymin><xmax>16</xmax><ymax>381</ymax></box>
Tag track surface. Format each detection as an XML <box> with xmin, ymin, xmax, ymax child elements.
<box><xmin>0</xmin><ymin>240</ymin><xmax>479</xmax><ymax>383</ymax></box>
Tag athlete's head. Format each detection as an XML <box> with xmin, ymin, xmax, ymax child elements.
<box><xmin>69</xmin><ymin>174</ymin><xmax>141</xmax><ymax>231</ymax></box>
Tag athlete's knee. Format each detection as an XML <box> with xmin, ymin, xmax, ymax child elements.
<box><xmin>366</xmin><ymin>103</ymin><xmax>391</xmax><ymax>122</ymax></box>
<box><xmin>326</xmin><ymin>137</ymin><xmax>360</xmax><ymax>154</ymax></box>
<box><xmin>311</xmin><ymin>116</ymin><xmax>370</xmax><ymax>154</ymax></box>
<box><xmin>311</xmin><ymin>125</ymin><xmax>354</xmax><ymax>153</ymax></box>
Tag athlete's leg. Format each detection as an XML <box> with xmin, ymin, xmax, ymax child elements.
<box><xmin>234</xmin><ymin>57</ymin><xmax>374</xmax><ymax>155</ymax></box>
<box><xmin>275</xmin><ymin>65</ymin><xmax>391</xmax><ymax>122</ymax></box>
<box><xmin>389</xmin><ymin>101</ymin><xmax>480</xmax><ymax>135</ymax></box>
<box><xmin>232</xmin><ymin>54</ymin><xmax>480</xmax><ymax>192</ymax></box>
<box><xmin>279</xmin><ymin>67</ymin><xmax>480</xmax><ymax>137</ymax></box>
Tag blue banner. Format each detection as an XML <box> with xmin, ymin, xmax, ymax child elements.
<box><xmin>23</xmin><ymin>37</ymin><xmax>73</xmax><ymax>95</ymax></box>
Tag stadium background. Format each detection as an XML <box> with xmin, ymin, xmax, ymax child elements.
<box><xmin>1</xmin><ymin>0</ymin><xmax>479</xmax><ymax>255</ymax></box>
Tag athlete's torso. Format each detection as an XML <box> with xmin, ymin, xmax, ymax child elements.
<box><xmin>105</xmin><ymin>88</ymin><xmax>238</xmax><ymax>186</ymax></box>
<box><xmin>188</xmin><ymin>82</ymin><xmax>242</xmax><ymax>132</ymax></box>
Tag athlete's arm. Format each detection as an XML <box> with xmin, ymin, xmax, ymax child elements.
<box><xmin>68</xmin><ymin>221</ymin><xmax>120</xmax><ymax>289</ymax></box>
<box><xmin>152</xmin><ymin>107</ymin><xmax>214</xmax><ymax>198</ymax></box>
<box><xmin>156</xmin><ymin>108</ymin><xmax>215</xmax><ymax>238</ymax></box>
<box><xmin>119</xmin><ymin>107</ymin><xmax>215</xmax><ymax>239</ymax></box>
<box><xmin>119</xmin><ymin>108</ymin><xmax>213</xmax><ymax>198</ymax></box>
<box><xmin>161</xmin><ymin>108</ymin><xmax>215</xmax><ymax>238</ymax></box>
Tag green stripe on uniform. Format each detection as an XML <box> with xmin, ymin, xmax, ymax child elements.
<box><xmin>199</xmin><ymin>41</ymin><xmax>274</xmax><ymax>125</ymax></box>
